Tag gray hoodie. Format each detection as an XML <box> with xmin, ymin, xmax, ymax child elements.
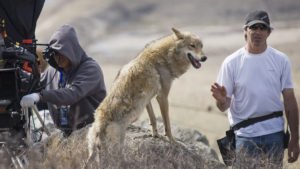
<box><xmin>40</xmin><ymin>25</ymin><xmax>106</xmax><ymax>130</ymax></box>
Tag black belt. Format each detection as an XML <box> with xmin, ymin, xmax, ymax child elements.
<box><xmin>231</xmin><ymin>111</ymin><xmax>283</xmax><ymax>131</ymax></box>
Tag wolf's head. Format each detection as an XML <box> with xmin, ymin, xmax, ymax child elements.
<box><xmin>172</xmin><ymin>28</ymin><xmax>207</xmax><ymax>69</ymax></box>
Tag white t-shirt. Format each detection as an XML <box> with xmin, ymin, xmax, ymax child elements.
<box><xmin>217</xmin><ymin>46</ymin><xmax>293</xmax><ymax>137</ymax></box>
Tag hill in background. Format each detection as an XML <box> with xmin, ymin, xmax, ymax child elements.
<box><xmin>37</xmin><ymin>0</ymin><xmax>300</xmax><ymax>50</ymax></box>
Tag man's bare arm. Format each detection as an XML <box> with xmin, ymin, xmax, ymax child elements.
<box><xmin>282</xmin><ymin>88</ymin><xmax>299</xmax><ymax>163</ymax></box>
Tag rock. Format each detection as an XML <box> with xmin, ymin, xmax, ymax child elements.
<box><xmin>24</xmin><ymin>121</ymin><xmax>226</xmax><ymax>169</ymax></box>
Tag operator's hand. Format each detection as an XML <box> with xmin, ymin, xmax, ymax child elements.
<box><xmin>20</xmin><ymin>93</ymin><xmax>40</xmax><ymax>108</ymax></box>
<box><xmin>211</xmin><ymin>82</ymin><xmax>227</xmax><ymax>103</ymax></box>
<box><xmin>288</xmin><ymin>137</ymin><xmax>300</xmax><ymax>163</ymax></box>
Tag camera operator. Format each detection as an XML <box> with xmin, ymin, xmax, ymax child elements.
<box><xmin>20</xmin><ymin>25</ymin><xmax>107</xmax><ymax>136</ymax></box>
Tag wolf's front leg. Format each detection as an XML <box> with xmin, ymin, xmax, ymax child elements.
<box><xmin>146</xmin><ymin>102</ymin><xmax>159</xmax><ymax>137</ymax></box>
<box><xmin>156</xmin><ymin>94</ymin><xmax>176</xmax><ymax>143</ymax></box>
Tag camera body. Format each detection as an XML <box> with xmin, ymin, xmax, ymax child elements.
<box><xmin>0</xmin><ymin>35</ymin><xmax>40</xmax><ymax>129</ymax></box>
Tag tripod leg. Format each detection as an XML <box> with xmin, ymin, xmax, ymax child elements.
<box><xmin>22</xmin><ymin>106</ymin><xmax>51</xmax><ymax>145</ymax></box>
<box><xmin>22</xmin><ymin>108</ymin><xmax>33</xmax><ymax>145</ymax></box>
<box><xmin>1</xmin><ymin>142</ymin><xmax>23</xmax><ymax>169</ymax></box>
<box><xmin>31</xmin><ymin>106</ymin><xmax>51</xmax><ymax>136</ymax></box>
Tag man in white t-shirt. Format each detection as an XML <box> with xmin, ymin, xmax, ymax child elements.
<box><xmin>211</xmin><ymin>10</ymin><xmax>299</xmax><ymax>168</ymax></box>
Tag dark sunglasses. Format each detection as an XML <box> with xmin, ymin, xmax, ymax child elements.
<box><xmin>249</xmin><ymin>24</ymin><xmax>269</xmax><ymax>31</ymax></box>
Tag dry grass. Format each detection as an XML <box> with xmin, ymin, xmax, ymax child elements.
<box><xmin>1</xmin><ymin>125</ymin><xmax>299</xmax><ymax>169</ymax></box>
<box><xmin>22</xmin><ymin>126</ymin><xmax>225</xmax><ymax>169</ymax></box>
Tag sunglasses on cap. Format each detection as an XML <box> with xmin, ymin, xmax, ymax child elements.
<box><xmin>249</xmin><ymin>24</ymin><xmax>269</xmax><ymax>31</ymax></box>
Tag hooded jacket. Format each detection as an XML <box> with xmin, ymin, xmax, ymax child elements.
<box><xmin>40</xmin><ymin>25</ymin><xmax>106</xmax><ymax>129</ymax></box>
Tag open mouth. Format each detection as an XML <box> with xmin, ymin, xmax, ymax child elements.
<box><xmin>187</xmin><ymin>53</ymin><xmax>207</xmax><ymax>69</ymax></box>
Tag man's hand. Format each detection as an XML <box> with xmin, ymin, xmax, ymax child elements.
<box><xmin>211</xmin><ymin>82</ymin><xmax>230</xmax><ymax>112</ymax></box>
<box><xmin>288</xmin><ymin>137</ymin><xmax>300</xmax><ymax>163</ymax></box>
<box><xmin>211</xmin><ymin>83</ymin><xmax>227</xmax><ymax>103</ymax></box>
<box><xmin>20</xmin><ymin>93</ymin><xmax>40</xmax><ymax>108</ymax></box>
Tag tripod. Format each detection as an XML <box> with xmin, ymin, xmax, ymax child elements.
<box><xmin>23</xmin><ymin>105</ymin><xmax>51</xmax><ymax>144</ymax></box>
<box><xmin>0</xmin><ymin>141</ymin><xmax>28</xmax><ymax>169</ymax></box>
<box><xmin>0</xmin><ymin>105</ymin><xmax>51</xmax><ymax>169</ymax></box>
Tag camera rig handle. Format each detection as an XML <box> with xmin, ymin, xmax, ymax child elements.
<box><xmin>2</xmin><ymin>46</ymin><xmax>36</xmax><ymax>63</ymax></box>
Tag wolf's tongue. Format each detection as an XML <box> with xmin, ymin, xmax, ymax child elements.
<box><xmin>188</xmin><ymin>54</ymin><xmax>201</xmax><ymax>69</ymax></box>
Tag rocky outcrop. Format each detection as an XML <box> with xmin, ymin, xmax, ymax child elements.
<box><xmin>24</xmin><ymin>120</ymin><xmax>226</xmax><ymax>169</ymax></box>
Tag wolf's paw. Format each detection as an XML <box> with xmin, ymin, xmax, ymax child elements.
<box><xmin>167</xmin><ymin>136</ymin><xmax>178</xmax><ymax>144</ymax></box>
<box><xmin>168</xmin><ymin>137</ymin><xmax>186</xmax><ymax>147</ymax></box>
<box><xmin>152</xmin><ymin>130</ymin><xmax>159</xmax><ymax>138</ymax></box>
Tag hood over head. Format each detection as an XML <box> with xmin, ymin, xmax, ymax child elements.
<box><xmin>48</xmin><ymin>25</ymin><xmax>87</xmax><ymax>72</ymax></box>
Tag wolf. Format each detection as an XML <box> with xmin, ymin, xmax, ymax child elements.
<box><xmin>85</xmin><ymin>28</ymin><xmax>206</xmax><ymax>166</ymax></box>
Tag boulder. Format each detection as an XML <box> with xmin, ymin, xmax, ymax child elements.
<box><xmin>24</xmin><ymin>120</ymin><xmax>226</xmax><ymax>169</ymax></box>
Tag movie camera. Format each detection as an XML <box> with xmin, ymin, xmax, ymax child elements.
<box><xmin>0</xmin><ymin>41</ymin><xmax>34</xmax><ymax>128</ymax></box>
<box><xmin>0</xmin><ymin>22</ymin><xmax>51</xmax><ymax>132</ymax></box>
<box><xmin>0</xmin><ymin>25</ymin><xmax>47</xmax><ymax>168</ymax></box>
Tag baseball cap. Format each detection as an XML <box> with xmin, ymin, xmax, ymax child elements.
<box><xmin>244</xmin><ymin>10</ymin><xmax>272</xmax><ymax>29</ymax></box>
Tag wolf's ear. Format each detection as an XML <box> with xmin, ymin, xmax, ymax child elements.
<box><xmin>172</xmin><ymin>28</ymin><xmax>184</xmax><ymax>39</ymax></box>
